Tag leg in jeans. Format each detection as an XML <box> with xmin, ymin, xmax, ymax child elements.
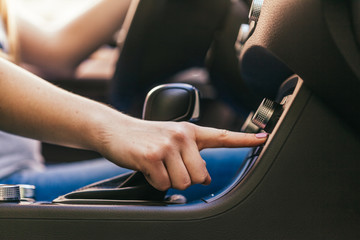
<box><xmin>169</xmin><ymin>147</ymin><xmax>251</xmax><ymax>202</ymax></box>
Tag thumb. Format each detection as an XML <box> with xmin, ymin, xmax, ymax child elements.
<box><xmin>195</xmin><ymin>126</ymin><xmax>268</xmax><ymax>150</ymax></box>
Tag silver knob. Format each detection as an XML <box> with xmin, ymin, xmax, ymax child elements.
<box><xmin>249</xmin><ymin>0</ymin><xmax>264</xmax><ymax>22</ymax></box>
<box><xmin>18</xmin><ymin>184</ymin><xmax>36</xmax><ymax>201</ymax></box>
<box><xmin>252</xmin><ymin>98</ymin><xmax>283</xmax><ymax>132</ymax></box>
<box><xmin>0</xmin><ymin>184</ymin><xmax>21</xmax><ymax>202</ymax></box>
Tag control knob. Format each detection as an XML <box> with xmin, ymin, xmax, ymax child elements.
<box><xmin>0</xmin><ymin>184</ymin><xmax>21</xmax><ymax>202</ymax></box>
<box><xmin>252</xmin><ymin>98</ymin><xmax>283</xmax><ymax>132</ymax></box>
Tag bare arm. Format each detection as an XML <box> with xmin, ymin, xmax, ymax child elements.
<box><xmin>15</xmin><ymin>0</ymin><xmax>131</xmax><ymax>76</ymax></box>
<box><xmin>0</xmin><ymin>58</ymin><xmax>267</xmax><ymax>190</ymax></box>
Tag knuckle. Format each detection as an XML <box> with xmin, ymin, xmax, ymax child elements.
<box><xmin>203</xmin><ymin>159</ymin><xmax>207</xmax><ymax>167</ymax></box>
<box><xmin>173</xmin><ymin>177</ymin><xmax>191</xmax><ymax>191</ymax></box>
<box><xmin>170</xmin><ymin>122</ymin><xmax>194</xmax><ymax>143</ymax></box>
<box><xmin>220</xmin><ymin>129</ymin><xmax>229</xmax><ymax>139</ymax></box>
<box><xmin>145</xmin><ymin>141</ymin><xmax>174</xmax><ymax>163</ymax></box>
<box><xmin>161</xmin><ymin>140</ymin><xmax>173</xmax><ymax>152</ymax></box>
<box><xmin>145</xmin><ymin>171</ymin><xmax>171</xmax><ymax>191</ymax></box>
<box><xmin>179</xmin><ymin>121</ymin><xmax>193</xmax><ymax>130</ymax></box>
<box><xmin>144</xmin><ymin>146</ymin><xmax>163</xmax><ymax>163</ymax></box>
<box><xmin>171</xmin><ymin>127</ymin><xmax>187</xmax><ymax>143</ymax></box>
<box><xmin>157</xmin><ymin>180</ymin><xmax>171</xmax><ymax>191</ymax></box>
<box><xmin>216</xmin><ymin>129</ymin><xmax>230</xmax><ymax>147</ymax></box>
<box><xmin>191</xmin><ymin>173</ymin><xmax>208</xmax><ymax>185</ymax></box>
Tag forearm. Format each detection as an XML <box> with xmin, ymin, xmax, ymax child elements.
<box><xmin>0</xmin><ymin>57</ymin><xmax>127</xmax><ymax>151</ymax></box>
<box><xmin>17</xmin><ymin>0</ymin><xmax>131</xmax><ymax>74</ymax></box>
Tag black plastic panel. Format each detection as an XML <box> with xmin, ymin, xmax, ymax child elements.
<box><xmin>241</xmin><ymin>0</ymin><xmax>360</xmax><ymax>134</ymax></box>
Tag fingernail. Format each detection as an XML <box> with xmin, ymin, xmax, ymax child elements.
<box><xmin>255</xmin><ymin>132</ymin><xmax>268</xmax><ymax>139</ymax></box>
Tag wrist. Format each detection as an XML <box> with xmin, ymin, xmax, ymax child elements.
<box><xmin>86</xmin><ymin>103</ymin><xmax>135</xmax><ymax>155</ymax></box>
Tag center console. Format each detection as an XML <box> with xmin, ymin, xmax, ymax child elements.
<box><xmin>1</xmin><ymin>69</ymin><xmax>359</xmax><ymax>240</ymax></box>
<box><xmin>1</xmin><ymin>0</ymin><xmax>360</xmax><ymax>238</ymax></box>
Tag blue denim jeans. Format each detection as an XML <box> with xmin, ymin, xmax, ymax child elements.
<box><xmin>0</xmin><ymin>148</ymin><xmax>251</xmax><ymax>202</ymax></box>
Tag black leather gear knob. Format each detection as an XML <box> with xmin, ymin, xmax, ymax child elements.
<box><xmin>142</xmin><ymin>83</ymin><xmax>200</xmax><ymax>122</ymax></box>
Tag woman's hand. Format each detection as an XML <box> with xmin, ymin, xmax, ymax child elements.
<box><xmin>96</xmin><ymin>116</ymin><xmax>268</xmax><ymax>191</ymax></box>
<box><xmin>0</xmin><ymin>58</ymin><xmax>267</xmax><ymax>192</ymax></box>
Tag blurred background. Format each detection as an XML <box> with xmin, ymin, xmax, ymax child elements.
<box><xmin>14</xmin><ymin>0</ymin><xmax>118</xmax><ymax>81</ymax></box>
<box><xmin>13</xmin><ymin>0</ymin><xmax>118</xmax><ymax>163</ymax></box>
<box><xmin>13</xmin><ymin>0</ymin><xmax>244</xmax><ymax>163</ymax></box>
<box><xmin>14</xmin><ymin>0</ymin><xmax>100</xmax><ymax>22</ymax></box>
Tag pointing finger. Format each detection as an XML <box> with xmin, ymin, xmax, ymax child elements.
<box><xmin>195</xmin><ymin>126</ymin><xmax>268</xmax><ymax>150</ymax></box>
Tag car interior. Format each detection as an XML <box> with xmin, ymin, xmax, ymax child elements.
<box><xmin>1</xmin><ymin>0</ymin><xmax>360</xmax><ymax>239</ymax></box>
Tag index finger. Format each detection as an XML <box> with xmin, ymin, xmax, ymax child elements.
<box><xmin>195</xmin><ymin>126</ymin><xmax>268</xmax><ymax>150</ymax></box>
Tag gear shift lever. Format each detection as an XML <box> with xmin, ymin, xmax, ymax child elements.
<box><xmin>53</xmin><ymin>84</ymin><xmax>200</xmax><ymax>205</ymax></box>
<box><xmin>142</xmin><ymin>83</ymin><xmax>200</xmax><ymax>121</ymax></box>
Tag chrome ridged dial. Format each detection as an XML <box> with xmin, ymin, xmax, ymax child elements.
<box><xmin>0</xmin><ymin>184</ymin><xmax>21</xmax><ymax>202</ymax></box>
<box><xmin>252</xmin><ymin>98</ymin><xmax>283</xmax><ymax>132</ymax></box>
<box><xmin>18</xmin><ymin>184</ymin><xmax>36</xmax><ymax>200</ymax></box>
<box><xmin>0</xmin><ymin>184</ymin><xmax>36</xmax><ymax>202</ymax></box>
